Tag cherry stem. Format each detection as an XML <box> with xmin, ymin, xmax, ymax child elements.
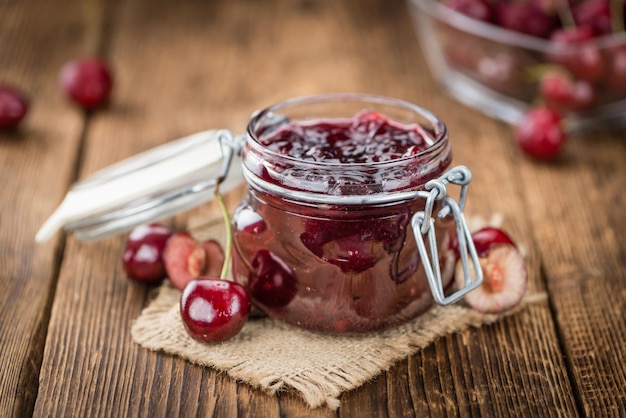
<box><xmin>215</xmin><ymin>185</ymin><xmax>232</xmax><ymax>281</ymax></box>
<box><xmin>611</xmin><ymin>0</ymin><xmax>625</xmax><ymax>33</ymax></box>
<box><xmin>556</xmin><ymin>0</ymin><xmax>576</xmax><ymax>29</ymax></box>
<box><xmin>81</xmin><ymin>0</ymin><xmax>103</xmax><ymax>54</ymax></box>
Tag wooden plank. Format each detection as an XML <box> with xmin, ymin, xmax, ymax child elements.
<box><xmin>32</xmin><ymin>0</ymin><xmax>583</xmax><ymax>417</ymax></box>
<box><xmin>344</xmin><ymin>1</ymin><xmax>581</xmax><ymax>416</ymax></box>
<box><xmin>0</xmin><ymin>0</ymin><xmax>86</xmax><ymax>416</ymax></box>
<box><xmin>516</xmin><ymin>129</ymin><xmax>626</xmax><ymax>416</ymax></box>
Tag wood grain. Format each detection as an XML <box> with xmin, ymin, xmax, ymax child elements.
<box><xmin>0</xmin><ymin>0</ymin><xmax>85</xmax><ymax>416</ymax></box>
<box><xmin>517</xmin><ymin>130</ymin><xmax>626</xmax><ymax>416</ymax></box>
<box><xmin>0</xmin><ymin>0</ymin><xmax>622</xmax><ymax>416</ymax></box>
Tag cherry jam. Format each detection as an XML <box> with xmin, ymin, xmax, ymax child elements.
<box><xmin>232</xmin><ymin>94</ymin><xmax>456</xmax><ymax>333</ymax></box>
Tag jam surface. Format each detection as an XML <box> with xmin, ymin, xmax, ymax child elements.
<box><xmin>260</xmin><ymin>111</ymin><xmax>432</xmax><ymax>164</ymax></box>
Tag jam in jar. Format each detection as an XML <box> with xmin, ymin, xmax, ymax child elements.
<box><xmin>231</xmin><ymin>94</ymin><xmax>464</xmax><ymax>333</ymax></box>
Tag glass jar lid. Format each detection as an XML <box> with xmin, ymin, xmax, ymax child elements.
<box><xmin>35</xmin><ymin>129</ymin><xmax>244</xmax><ymax>242</ymax></box>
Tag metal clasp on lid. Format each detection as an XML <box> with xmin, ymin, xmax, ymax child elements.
<box><xmin>411</xmin><ymin>166</ymin><xmax>483</xmax><ymax>305</ymax></box>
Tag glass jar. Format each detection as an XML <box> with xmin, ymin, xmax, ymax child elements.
<box><xmin>231</xmin><ymin>94</ymin><xmax>471</xmax><ymax>333</ymax></box>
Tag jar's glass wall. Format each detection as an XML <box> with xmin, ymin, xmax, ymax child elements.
<box><xmin>232</xmin><ymin>94</ymin><xmax>456</xmax><ymax>333</ymax></box>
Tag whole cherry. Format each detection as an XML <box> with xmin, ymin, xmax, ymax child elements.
<box><xmin>495</xmin><ymin>2</ymin><xmax>557</xmax><ymax>38</ymax></box>
<box><xmin>178</xmin><ymin>188</ymin><xmax>252</xmax><ymax>343</ymax></box>
<box><xmin>539</xmin><ymin>70</ymin><xmax>595</xmax><ymax>111</ymax></box>
<box><xmin>548</xmin><ymin>27</ymin><xmax>604</xmax><ymax>83</ymax></box>
<box><xmin>573</xmin><ymin>0</ymin><xmax>613</xmax><ymax>36</ymax></box>
<box><xmin>515</xmin><ymin>107</ymin><xmax>567</xmax><ymax>160</ymax></box>
<box><xmin>180</xmin><ymin>278</ymin><xmax>251</xmax><ymax>343</ymax></box>
<box><xmin>0</xmin><ymin>86</ymin><xmax>28</xmax><ymax>130</ymax></box>
<box><xmin>248</xmin><ymin>249</ymin><xmax>297</xmax><ymax>308</ymax></box>
<box><xmin>60</xmin><ymin>58</ymin><xmax>113</xmax><ymax>109</ymax></box>
<box><xmin>123</xmin><ymin>223</ymin><xmax>173</xmax><ymax>284</ymax></box>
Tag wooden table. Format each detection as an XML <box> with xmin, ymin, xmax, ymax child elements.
<box><xmin>2</xmin><ymin>0</ymin><xmax>625</xmax><ymax>416</ymax></box>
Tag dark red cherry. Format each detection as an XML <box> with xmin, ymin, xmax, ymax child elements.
<box><xmin>573</xmin><ymin>0</ymin><xmax>613</xmax><ymax>36</ymax></box>
<box><xmin>515</xmin><ymin>107</ymin><xmax>566</xmax><ymax>160</ymax></box>
<box><xmin>540</xmin><ymin>70</ymin><xmax>594</xmax><ymax>111</ymax></box>
<box><xmin>123</xmin><ymin>223</ymin><xmax>173</xmax><ymax>284</ymax></box>
<box><xmin>548</xmin><ymin>27</ymin><xmax>604</xmax><ymax>82</ymax></box>
<box><xmin>60</xmin><ymin>58</ymin><xmax>113</xmax><ymax>109</ymax></box>
<box><xmin>248</xmin><ymin>250</ymin><xmax>297</xmax><ymax>308</ymax></box>
<box><xmin>471</xmin><ymin>227</ymin><xmax>517</xmax><ymax>257</ymax></box>
<box><xmin>495</xmin><ymin>3</ymin><xmax>557</xmax><ymax>38</ymax></box>
<box><xmin>452</xmin><ymin>226</ymin><xmax>516</xmax><ymax>258</ymax></box>
<box><xmin>180</xmin><ymin>278</ymin><xmax>251</xmax><ymax>343</ymax></box>
<box><xmin>0</xmin><ymin>86</ymin><xmax>28</xmax><ymax>130</ymax></box>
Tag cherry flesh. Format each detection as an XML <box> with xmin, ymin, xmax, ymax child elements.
<box><xmin>164</xmin><ymin>232</ymin><xmax>225</xmax><ymax>290</ymax></box>
<box><xmin>60</xmin><ymin>58</ymin><xmax>113</xmax><ymax>109</ymax></box>
<box><xmin>0</xmin><ymin>86</ymin><xmax>28</xmax><ymax>130</ymax></box>
<box><xmin>456</xmin><ymin>243</ymin><xmax>527</xmax><ymax>313</ymax></box>
<box><xmin>180</xmin><ymin>277</ymin><xmax>251</xmax><ymax>343</ymax></box>
<box><xmin>515</xmin><ymin>107</ymin><xmax>566</xmax><ymax>160</ymax></box>
<box><xmin>123</xmin><ymin>223</ymin><xmax>173</xmax><ymax>284</ymax></box>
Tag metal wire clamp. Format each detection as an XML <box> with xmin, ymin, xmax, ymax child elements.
<box><xmin>411</xmin><ymin>166</ymin><xmax>483</xmax><ymax>305</ymax></box>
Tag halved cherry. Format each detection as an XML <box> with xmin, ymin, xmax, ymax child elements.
<box><xmin>164</xmin><ymin>232</ymin><xmax>225</xmax><ymax>290</ymax></box>
<box><xmin>455</xmin><ymin>244</ymin><xmax>527</xmax><ymax>313</ymax></box>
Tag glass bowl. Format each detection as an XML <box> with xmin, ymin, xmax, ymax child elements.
<box><xmin>407</xmin><ymin>0</ymin><xmax>626</xmax><ymax>133</ymax></box>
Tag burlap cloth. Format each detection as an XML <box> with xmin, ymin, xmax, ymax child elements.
<box><xmin>131</xmin><ymin>214</ymin><xmax>546</xmax><ymax>410</ymax></box>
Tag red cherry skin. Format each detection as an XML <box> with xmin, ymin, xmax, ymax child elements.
<box><xmin>548</xmin><ymin>27</ymin><xmax>604</xmax><ymax>83</ymax></box>
<box><xmin>60</xmin><ymin>58</ymin><xmax>113</xmax><ymax>109</ymax></box>
<box><xmin>573</xmin><ymin>0</ymin><xmax>613</xmax><ymax>36</ymax></box>
<box><xmin>123</xmin><ymin>223</ymin><xmax>173</xmax><ymax>284</ymax></box>
<box><xmin>471</xmin><ymin>227</ymin><xmax>516</xmax><ymax>257</ymax></box>
<box><xmin>180</xmin><ymin>278</ymin><xmax>251</xmax><ymax>343</ymax></box>
<box><xmin>0</xmin><ymin>86</ymin><xmax>28</xmax><ymax>130</ymax></box>
<box><xmin>248</xmin><ymin>250</ymin><xmax>297</xmax><ymax>308</ymax></box>
<box><xmin>515</xmin><ymin>107</ymin><xmax>566</xmax><ymax>160</ymax></box>
<box><xmin>496</xmin><ymin>3</ymin><xmax>557</xmax><ymax>38</ymax></box>
<box><xmin>540</xmin><ymin>71</ymin><xmax>594</xmax><ymax>111</ymax></box>
<box><xmin>452</xmin><ymin>226</ymin><xmax>516</xmax><ymax>258</ymax></box>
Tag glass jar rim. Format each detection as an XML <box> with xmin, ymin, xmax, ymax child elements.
<box><xmin>245</xmin><ymin>92</ymin><xmax>449</xmax><ymax>170</ymax></box>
